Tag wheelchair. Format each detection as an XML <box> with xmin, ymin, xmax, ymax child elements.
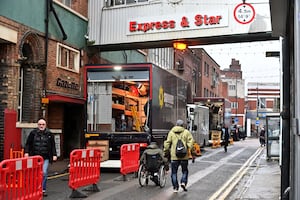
<box><xmin>138</xmin><ymin>153</ymin><xmax>167</xmax><ymax>188</ymax></box>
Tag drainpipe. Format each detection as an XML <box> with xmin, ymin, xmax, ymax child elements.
<box><xmin>42</xmin><ymin>0</ymin><xmax>50</xmax><ymax>118</ymax></box>
<box><xmin>49</xmin><ymin>0</ymin><xmax>67</xmax><ymax>40</ymax></box>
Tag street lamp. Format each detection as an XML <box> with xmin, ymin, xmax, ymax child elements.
<box><xmin>173</xmin><ymin>41</ymin><xmax>187</xmax><ymax>50</ymax></box>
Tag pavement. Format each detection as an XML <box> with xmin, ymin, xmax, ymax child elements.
<box><xmin>48</xmin><ymin>142</ymin><xmax>281</xmax><ymax>200</ymax></box>
<box><xmin>48</xmin><ymin>158</ymin><xmax>70</xmax><ymax>177</ymax></box>
<box><xmin>227</xmin><ymin>146</ymin><xmax>281</xmax><ymax>200</ymax></box>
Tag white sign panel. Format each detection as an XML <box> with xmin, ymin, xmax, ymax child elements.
<box><xmin>88</xmin><ymin>0</ymin><xmax>272</xmax><ymax>46</ymax></box>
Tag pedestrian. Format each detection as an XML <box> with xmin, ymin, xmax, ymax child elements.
<box><xmin>24</xmin><ymin>118</ymin><xmax>57</xmax><ymax>197</ymax></box>
<box><xmin>259</xmin><ymin>127</ymin><xmax>266</xmax><ymax>146</ymax></box>
<box><xmin>140</xmin><ymin>142</ymin><xmax>169</xmax><ymax>185</ymax></box>
<box><xmin>163</xmin><ymin>119</ymin><xmax>194</xmax><ymax>193</ymax></box>
<box><xmin>223</xmin><ymin>125</ymin><xmax>230</xmax><ymax>152</ymax></box>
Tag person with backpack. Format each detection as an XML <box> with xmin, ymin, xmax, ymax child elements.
<box><xmin>24</xmin><ymin>118</ymin><xmax>57</xmax><ymax>197</ymax></box>
<box><xmin>163</xmin><ymin>119</ymin><xmax>194</xmax><ymax>193</ymax></box>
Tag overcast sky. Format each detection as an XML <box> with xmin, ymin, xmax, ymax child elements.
<box><xmin>194</xmin><ymin>40</ymin><xmax>281</xmax><ymax>85</ymax></box>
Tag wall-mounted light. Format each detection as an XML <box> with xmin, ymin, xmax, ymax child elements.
<box><xmin>173</xmin><ymin>41</ymin><xmax>187</xmax><ymax>50</ymax></box>
<box><xmin>113</xmin><ymin>65</ymin><xmax>122</xmax><ymax>71</ymax></box>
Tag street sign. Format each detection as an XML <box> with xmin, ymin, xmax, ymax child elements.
<box><xmin>234</xmin><ymin>3</ymin><xmax>256</xmax><ymax>24</ymax></box>
<box><xmin>235</xmin><ymin>117</ymin><xmax>239</xmax><ymax>123</ymax></box>
<box><xmin>255</xmin><ymin>120</ymin><xmax>260</xmax><ymax>126</ymax></box>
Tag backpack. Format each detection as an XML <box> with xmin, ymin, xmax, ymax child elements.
<box><xmin>175</xmin><ymin>136</ymin><xmax>187</xmax><ymax>158</ymax></box>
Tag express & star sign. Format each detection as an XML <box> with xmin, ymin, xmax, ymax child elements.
<box><xmin>129</xmin><ymin>14</ymin><xmax>223</xmax><ymax>33</ymax></box>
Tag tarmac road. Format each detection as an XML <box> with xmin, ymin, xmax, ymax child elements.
<box><xmin>44</xmin><ymin>138</ymin><xmax>280</xmax><ymax>200</ymax></box>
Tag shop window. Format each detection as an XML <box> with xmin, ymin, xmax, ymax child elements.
<box><xmin>57</xmin><ymin>43</ymin><xmax>80</xmax><ymax>72</ymax></box>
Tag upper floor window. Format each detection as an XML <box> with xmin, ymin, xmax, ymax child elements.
<box><xmin>56</xmin><ymin>43</ymin><xmax>80</xmax><ymax>73</ymax></box>
<box><xmin>204</xmin><ymin>62</ymin><xmax>209</xmax><ymax>76</ymax></box>
<box><xmin>106</xmin><ymin>0</ymin><xmax>148</xmax><ymax>7</ymax></box>
<box><xmin>62</xmin><ymin>0</ymin><xmax>72</xmax><ymax>7</ymax></box>
<box><xmin>231</xmin><ymin>102</ymin><xmax>238</xmax><ymax>109</ymax></box>
<box><xmin>229</xmin><ymin>85</ymin><xmax>236</xmax><ymax>90</ymax></box>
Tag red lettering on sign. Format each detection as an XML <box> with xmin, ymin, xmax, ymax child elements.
<box><xmin>194</xmin><ymin>15</ymin><xmax>222</xmax><ymax>26</ymax></box>
<box><xmin>129</xmin><ymin>20</ymin><xmax>176</xmax><ymax>33</ymax></box>
<box><xmin>129</xmin><ymin>21</ymin><xmax>137</xmax><ymax>32</ymax></box>
<box><xmin>180</xmin><ymin>16</ymin><xmax>190</xmax><ymax>27</ymax></box>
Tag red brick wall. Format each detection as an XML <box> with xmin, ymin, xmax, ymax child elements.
<box><xmin>56</xmin><ymin>0</ymin><xmax>88</xmax><ymax>17</ymax></box>
<box><xmin>199</xmin><ymin>50</ymin><xmax>221</xmax><ymax>97</ymax></box>
<box><xmin>47</xmin><ymin>40</ymin><xmax>83</xmax><ymax>97</ymax></box>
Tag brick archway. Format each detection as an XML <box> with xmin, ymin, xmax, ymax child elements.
<box><xmin>19</xmin><ymin>31</ymin><xmax>44</xmax><ymax>64</ymax></box>
<box><xmin>18</xmin><ymin>31</ymin><xmax>45</xmax><ymax>123</ymax></box>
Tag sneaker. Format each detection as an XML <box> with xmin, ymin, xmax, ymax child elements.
<box><xmin>43</xmin><ymin>191</ymin><xmax>48</xmax><ymax>197</ymax></box>
<box><xmin>181</xmin><ymin>183</ymin><xmax>188</xmax><ymax>192</ymax></box>
<box><xmin>173</xmin><ymin>188</ymin><xmax>178</xmax><ymax>193</ymax></box>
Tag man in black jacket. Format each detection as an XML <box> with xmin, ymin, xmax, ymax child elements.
<box><xmin>24</xmin><ymin>118</ymin><xmax>57</xmax><ymax>197</ymax></box>
<box><xmin>223</xmin><ymin>125</ymin><xmax>230</xmax><ymax>152</ymax></box>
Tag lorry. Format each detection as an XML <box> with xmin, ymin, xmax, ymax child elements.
<box><xmin>186</xmin><ymin>104</ymin><xmax>209</xmax><ymax>147</ymax></box>
<box><xmin>84</xmin><ymin>63</ymin><xmax>188</xmax><ymax>166</ymax></box>
<box><xmin>192</xmin><ymin>97</ymin><xmax>231</xmax><ymax>141</ymax></box>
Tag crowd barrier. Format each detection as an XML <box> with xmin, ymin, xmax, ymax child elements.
<box><xmin>211</xmin><ymin>130</ymin><xmax>221</xmax><ymax>148</ymax></box>
<box><xmin>68</xmin><ymin>149</ymin><xmax>101</xmax><ymax>198</ymax></box>
<box><xmin>10</xmin><ymin>147</ymin><xmax>24</xmax><ymax>159</ymax></box>
<box><xmin>0</xmin><ymin>156</ymin><xmax>43</xmax><ymax>200</ymax></box>
<box><xmin>120</xmin><ymin>143</ymin><xmax>140</xmax><ymax>179</ymax></box>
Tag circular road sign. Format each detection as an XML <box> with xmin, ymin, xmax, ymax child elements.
<box><xmin>234</xmin><ymin>3</ymin><xmax>256</xmax><ymax>24</ymax></box>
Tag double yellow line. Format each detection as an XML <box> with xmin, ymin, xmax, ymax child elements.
<box><xmin>209</xmin><ymin>147</ymin><xmax>264</xmax><ymax>200</ymax></box>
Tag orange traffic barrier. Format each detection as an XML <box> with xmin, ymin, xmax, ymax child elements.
<box><xmin>0</xmin><ymin>156</ymin><xmax>43</xmax><ymax>200</ymax></box>
<box><xmin>68</xmin><ymin>149</ymin><xmax>101</xmax><ymax>198</ymax></box>
<box><xmin>120</xmin><ymin>143</ymin><xmax>140</xmax><ymax>178</ymax></box>
<box><xmin>211</xmin><ymin>130</ymin><xmax>221</xmax><ymax>149</ymax></box>
<box><xmin>229</xmin><ymin>137</ymin><xmax>234</xmax><ymax>145</ymax></box>
<box><xmin>10</xmin><ymin>148</ymin><xmax>24</xmax><ymax>159</ymax></box>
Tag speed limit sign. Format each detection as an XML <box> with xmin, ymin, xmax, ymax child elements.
<box><xmin>234</xmin><ymin>3</ymin><xmax>256</xmax><ymax>24</ymax></box>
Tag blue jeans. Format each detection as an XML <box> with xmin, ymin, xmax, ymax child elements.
<box><xmin>42</xmin><ymin>159</ymin><xmax>49</xmax><ymax>191</ymax></box>
<box><xmin>171</xmin><ymin>160</ymin><xmax>189</xmax><ymax>189</ymax></box>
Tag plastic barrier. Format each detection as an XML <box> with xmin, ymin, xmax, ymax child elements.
<box><xmin>211</xmin><ymin>131</ymin><xmax>221</xmax><ymax>148</ymax></box>
<box><xmin>10</xmin><ymin>148</ymin><xmax>24</xmax><ymax>159</ymax></box>
<box><xmin>0</xmin><ymin>156</ymin><xmax>43</xmax><ymax>200</ymax></box>
<box><xmin>68</xmin><ymin>149</ymin><xmax>101</xmax><ymax>198</ymax></box>
<box><xmin>229</xmin><ymin>137</ymin><xmax>234</xmax><ymax>145</ymax></box>
<box><xmin>120</xmin><ymin>143</ymin><xmax>140</xmax><ymax>177</ymax></box>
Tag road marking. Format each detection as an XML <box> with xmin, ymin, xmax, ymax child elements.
<box><xmin>48</xmin><ymin>172</ymin><xmax>69</xmax><ymax>180</ymax></box>
<box><xmin>151</xmin><ymin>147</ymin><xmax>247</xmax><ymax>200</ymax></box>
<box><xmin>209</xmin><ymin>147</ymin><xmax>263</xmax><ymax>200</ymax></box>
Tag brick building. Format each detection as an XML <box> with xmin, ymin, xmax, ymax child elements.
<box><xmin>221</xmin><ymin>58</ymin><xmax>246</xmax><ymax>127</ymax></box>
<box><xmin>246</xmin><ymin>82</ymin><xmax>280</xmax><ymax>133</ymax></box>
<box><xmin>0</xmin><ymin>0</ymin><xmax>89</xmax><ymax>160</ymax></box>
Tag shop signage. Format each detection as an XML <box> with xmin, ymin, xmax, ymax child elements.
<box><xmin>128</xmin><ymin>10</ymin><xmax>228</xmax><ymax>34</ymax></box>
<box><xmin>56</xmin><ymin>77</ymin><xmax>79</xmax><ymax>90</ymax></box>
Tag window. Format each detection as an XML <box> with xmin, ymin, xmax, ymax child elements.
<box><xmin>106</xmin><ymin>0</ymin><xmax>148</xmax><ymax>7</ymax></box>
<box><xmin>258</xmin><ymin>97</ymin><xmax>266</xmax><ymax>108</ymax></box>
<box><xmin>231</xmin><ymin>102</ymin><xmax>238</xmax><ymax>109</ymax></box>
<box><xmin>62</xmin><ymin>0</ymin><xmax>72</xmax><ymax>7</ymax></box>
<box><xmin>229</xmin><ymin>85</ymin><xmax>236</xmax><ymax>90</ymax></box>
<box><xmin>17</xmin><ymin>68</ymin><xmax>24</xmax><ymax>122</ymax></box>
<box><xmin>57</xmin><ymin>43</ymin><xmax>80</xmax><ymax>72</ymax></box>
<box><xmin>204</xmin><ymin>62</ymin><xmax>209</xmax><ymax>76</ymax></box>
